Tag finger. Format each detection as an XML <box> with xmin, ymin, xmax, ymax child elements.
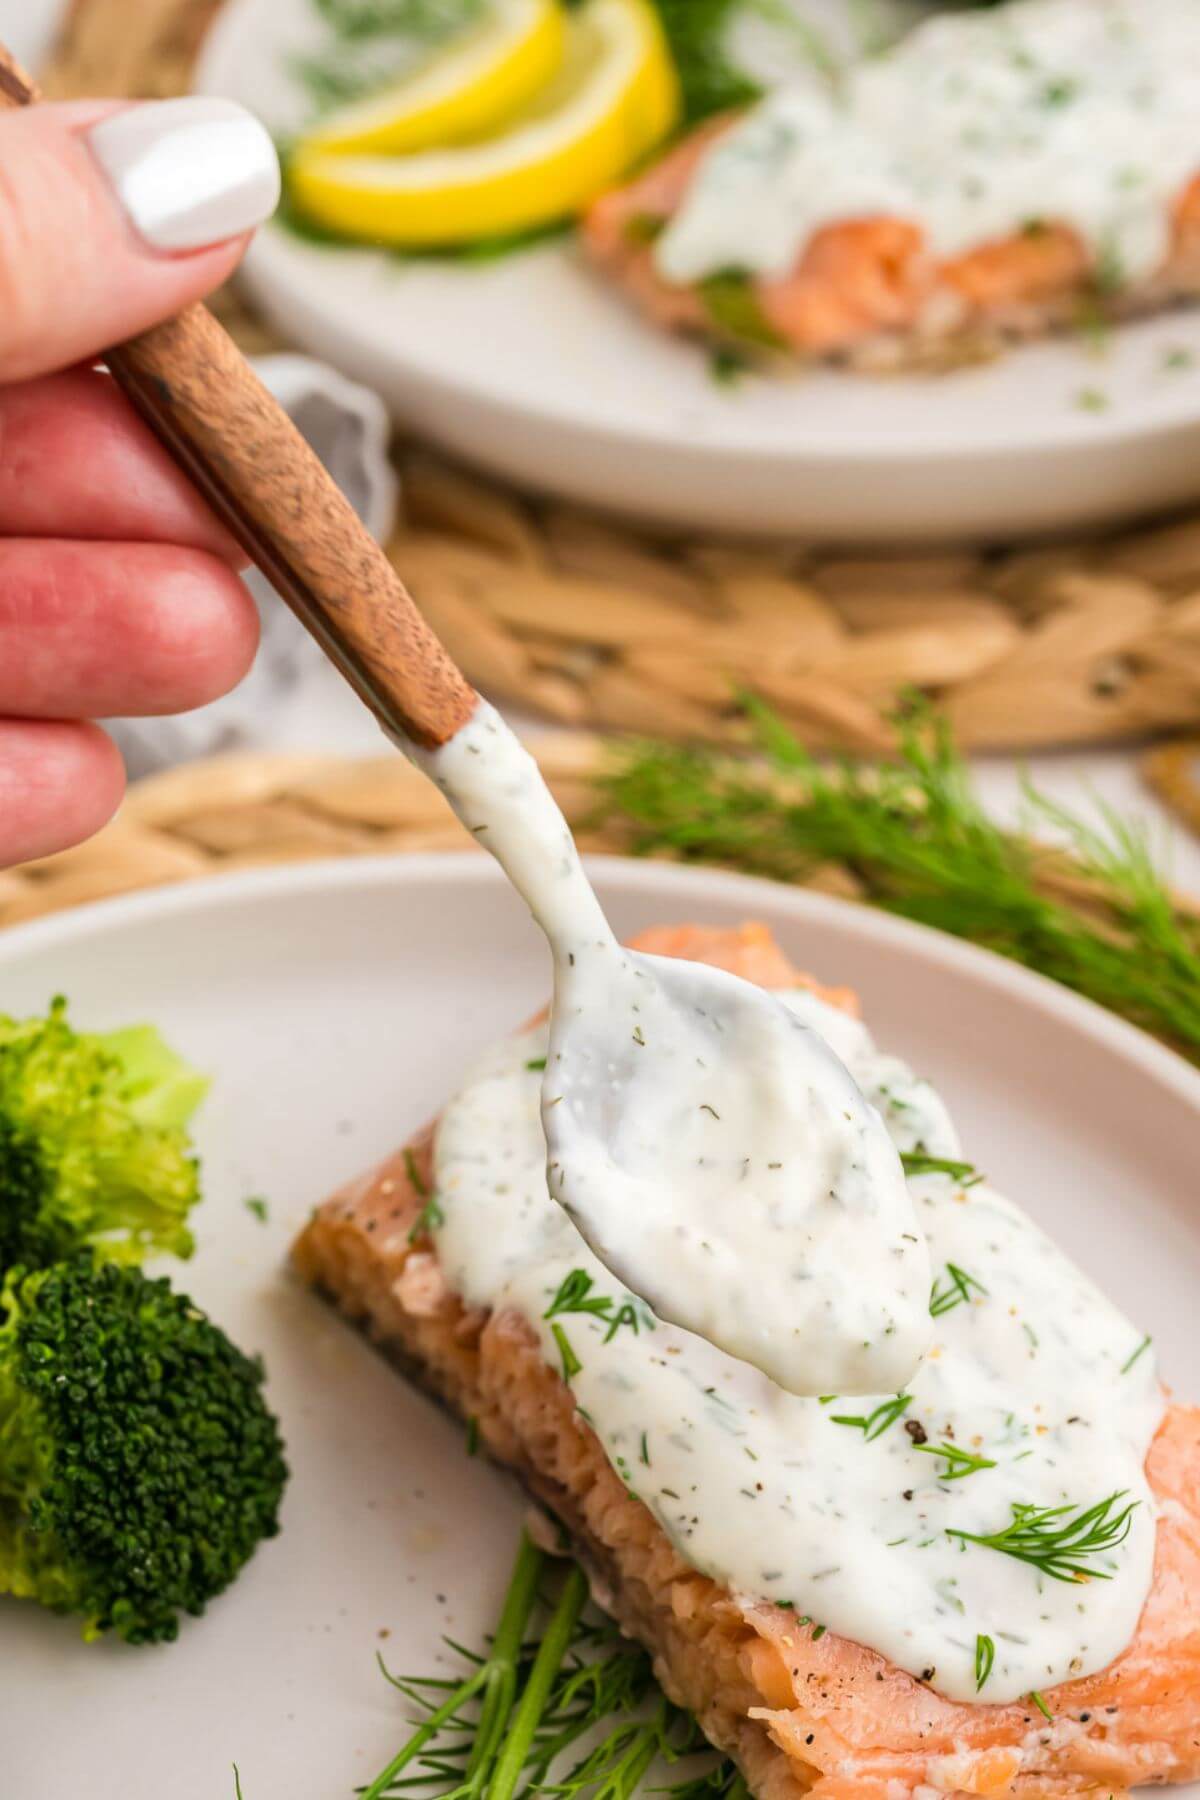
<box><xmin>0</xmin><ymin>97</ymin><xmax>279</xmax><ymax>383</ymax></box>
<box><xmin>0</xmin><ymin>720</ymin><xmax>124</xmax><ymax>867</ymax></box>
<box><xmin>0</xmin><ymin>539</ymin><xmax>260</xmax><ymax>717</ymax></box>
<box><xmin>0</xmin><ymin>368</ymin><xmax>246</xmax><ymax>564</ymax></box>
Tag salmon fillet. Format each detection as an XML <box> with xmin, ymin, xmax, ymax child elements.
<box><xmin>583</xmin><ymin>126</ymin><xmax>1200</xmax><ymax>370</ymax></box>
<box><xmin>293</xmin><ymin>923</ymin><xmax>1200</xmax><ymax>1799</ymax></box>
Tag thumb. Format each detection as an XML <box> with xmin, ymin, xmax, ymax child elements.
<box><xmin>0</xmin><ymin>97</ymin><xmax>280</xmax><ymax>384</ymax></box>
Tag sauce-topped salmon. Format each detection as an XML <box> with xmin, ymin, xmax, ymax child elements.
<box><xmin>584</xmin><ymin>0</ymin><xmax>1200</xmax><ymax>367</ymax></box>
<box><xmin>295</xmin><ymin>923</ymin><xmax>1200</xmax><ymax>1796</ymax></box>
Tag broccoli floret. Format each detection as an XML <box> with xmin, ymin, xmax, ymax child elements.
<box><xmin>0</xmin><ymin>999</ymin><xmax>208</xmax><ymax>1273</ymax></box>
<box><xmin>0</xmin><ymin>1256</ymin><xmax>287</xmax><ymax>1643</ymax></box>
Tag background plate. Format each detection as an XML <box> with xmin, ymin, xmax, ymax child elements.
<box><xmin>3</xmin><ymin>854</ymin><xmax>1200</xmax><ymax>1797</ymax></box>
<box><xmin>196</xmin><ymin>0</ymin><xmax>1200</xmax><ymax>541</ymax></box>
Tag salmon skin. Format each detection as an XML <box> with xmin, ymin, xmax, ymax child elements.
<box><xmin>293</xmin><ymin>923</ymin><xmax>1200</xmax><ymax>1800</ymax></box>
<box><xmin>582</xmin><ymin>127</ymin><xmax>1200</xmax><ymax>370</ymax></box>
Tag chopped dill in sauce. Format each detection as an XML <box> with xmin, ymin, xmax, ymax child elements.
<box><xmin>551</xmin><ymin>1324</ymin><xmax>582</xmax><ymax>1383</ymax></box>
<box><xmin>901</xmin><ymin>1152</ymin><xmax>982</xmax><ymax>1187</ymax></box>
<box><xmin>916</xmin><ymin>1442</ymin><xmax>998</xmax><ymax>1482</ymax></box>
<box><xmin>830</xmin><ymin>1394</ymin><xmax>912</xmax><ymax>1441</ymax></box>
<box><xmin>929</xmin><ymin>1263</ymin><xmax>988</xmax><ymax>1317</ymax></box>
<box><xmin>544</xmin><ymin>1268</ymin><xmax>652</xmax><ymax>1342</ymax></box>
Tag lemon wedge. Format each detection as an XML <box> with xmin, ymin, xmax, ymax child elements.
<box><xmin>301</xmin><ymin>0</ymin><xmax>565</xmax><ymax>158</ymax></box>
<box><xmin>288</xmin><ymin>0</ymin><xmax>680</xmax><ymax>248</ymax></box>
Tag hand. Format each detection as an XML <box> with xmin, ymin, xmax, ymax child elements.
<box><xmin>0</xmin><ymin>95</ymin><xmax>280</xmax><ymax>867</ymax></box>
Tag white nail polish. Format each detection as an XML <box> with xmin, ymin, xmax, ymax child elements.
<box><xmin>88</xmin><ymin>97</ymin><xmax>281</xmax><ymax>253</ymax></box>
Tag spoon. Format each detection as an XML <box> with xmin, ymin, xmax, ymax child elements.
<box><xmin>0</xmin><ymin>52</ymin><xmax>930</xmax><ymax>1395</ymax></box>
<box><xmin>411</xmin><ymin>708</ymin><xmax>932</xmax><ymax>1397</ymax></box>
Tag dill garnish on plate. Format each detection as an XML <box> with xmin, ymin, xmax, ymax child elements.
<box><xmin>596</xmin><ymin>701</ymin><xmax>1200</xmax><ymax>1062</ymax></box>
<box><xmin>353</xmin><ymin>1532</ymin><xmax>747</xmax><ymax>1800</ymax></box>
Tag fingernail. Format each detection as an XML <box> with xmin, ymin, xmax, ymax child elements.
<box><xmin>87</xmin><ymin>97</ymin><xmax>280</xmax><ymax>253</ymax></box>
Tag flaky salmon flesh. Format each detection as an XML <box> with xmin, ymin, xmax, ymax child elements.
<box><xmin>293</xmin><ymin>923</ymin><xmax>1200</xmax><ymax>1800</ymax></box>
<box><xmin>582</xmin><ymin>125</ymin><xmax>1200</xmax><ymax>368</ymax></box>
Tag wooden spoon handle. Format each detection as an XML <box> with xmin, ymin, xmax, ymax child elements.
<box><xmin>0</xmin><ymin>47</ymin><xmax>477</xmax><ymax>750</ymax></box>
<box><xmin>110</xmin><ymin>307</ymin><xmax>478</xmax><ymax>746</ymax></box>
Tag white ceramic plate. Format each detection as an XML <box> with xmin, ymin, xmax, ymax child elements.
<box><xmin>4</xmin><ymin>854</ymin><xmax>1200</xmax><ymax>1797</ymax></box>
<box><xmin>195</xmin><ymin>0</ymin><xmax>1200</xmax><ymax>542</ymax></box>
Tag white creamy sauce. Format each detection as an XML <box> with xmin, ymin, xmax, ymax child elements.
<box><xmin>433</xmin><ymin>990</ymin><xmax>1163</xmax><ymax>1706</ymax></box>
<box><xmin>409</xmin><ymin>702</ymin><xmax>931</xmax><ymax>1397</ymax></box>
<box><xmin>656</xmin><ymin>0</ymin><xmax>1200</xmax><ymax>288</ymax></box>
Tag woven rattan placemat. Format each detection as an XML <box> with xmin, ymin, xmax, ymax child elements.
<box><xmin>35</xmin><ymin>0</ymin><xmax>1200</xmax><ymax>756</ymax></box>
<box><xmin>0</xmin><ymin>738</ymin><xmax>610</xmax><ymax>929</ymax></box>
<box><xmin>2</xmin><ymin>735</ymin><xmax>1190</xmax><ymax>947</ymax></box>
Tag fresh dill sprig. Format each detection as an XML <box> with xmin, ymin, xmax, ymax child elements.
<box><xmin>546</xmin><ymin>1270</ymin><xmax>615</xmax><ymax>1323</ymax></box>
<box><xmin>1029</xmin><ymin>1689</ymin><xmax>1054</xmax><ymax>1722</ymax></box>
<box><xmin>916</xmin><ymin>1442</ymin><xmax>997</xmax><ymax>1482</ymax></box>
<box><xmin>1121</xmin><ymin>1333</ymin><xmax>1153</xmax><ymax>1375</ymax></box>
<box><xmin>830</xmin><ymin>1393</ymin><xmax>911</xmax><ymax>1441</ymax></box>
<box><xmin>363</xmin><ymin>1531</ymin><xmax>738</xmax><ymax>1800</ymax></box>
<box><xmin>243</xmin><ymin>1195</ymin><xmax>270</xmax><ymax>1224</ymax></box>
<box><xmin>232</xmin><ymin>1766</ymin><xmax>245</xmax><ymax>1799</ymax></box>
<box><xmin>408</xmin><ymin>1194</ymin><xmax>446</xmax><ymax>1243</ymax></box>
<box><xmin>698</xmin><ymin>274</ymin><xmax>787</xmax><ymax>352</ymax></box>
<box><xmin>595</xmin><ymin>702</ymin><xmax>1200</xmax><ymax>1062</ymax></box>
<box><xmin>900</xmin><ymin>1152</ymin><xmax>982</xmax><ymax>1188</ymax></box>
<box><xmin>929</xmin><ymin>1263</ymin><xmax>988</xmax><ymax>1318</ymax></box>
<box><xmin>527</xmin><ymin>1057</ymin><xmax>548</xmax><ymax>1072</ymax></box>
<box><xmin>403</xmin><ymin>1147</ymin><xmax>446</xmax><ymax>1241</ymax></box>
<box><xmin>948</xmin><ymin>1490</ymin><xmax>1138</xmax><ymax>1583</ymax></box>
<box><xmin>663</xmin><ymin>1766</ymin><xmax>751</xmax><ymax>1800</ymax></box>
<box><xmin>551</xmin><ymin>1323</ymin><xmax>583</xmax><ymax>1382</ymax></box>
<box><xmin>362</xmin><ymin>1530</ymin><xmax>547</xmax><ymax>1800</ymax></box>
<box><xmin>974</xmin><ymin>1633</ymin><xmax>995</xmax><ymax>1692</ymax></box>
<box><xmin>545</xmin><ymin>1269</ymin><xmax>654</xmax><ymax>1343</ymax></box>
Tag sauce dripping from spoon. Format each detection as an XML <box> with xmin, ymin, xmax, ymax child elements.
<box><xmin>410</xmin><ymin>701</ymin><xmax>931</xmax><ymax>1397</ymax></box>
